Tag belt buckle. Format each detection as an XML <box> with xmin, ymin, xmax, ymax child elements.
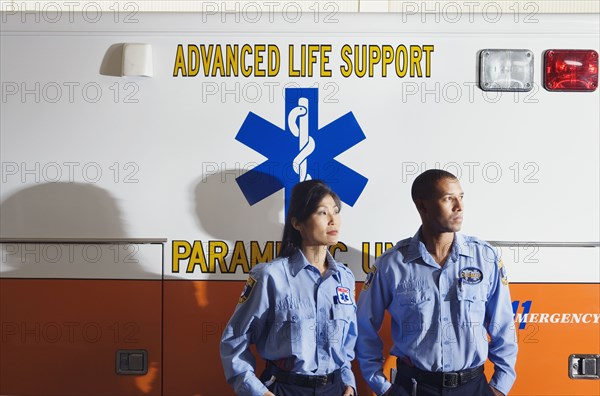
<box><xmin>314</xmin><ymin>375</ymin><xmax>328</xmax><ymax>387</ymax></box>
<box><xmin>308</xmin><ymin>375</ymin><xmax>327</xmax><ymax>388</ymax></box>
<box><xmin>442</xmin><ymin>372</ymin><xmax>459</xmax><ymax>388</ymax></box>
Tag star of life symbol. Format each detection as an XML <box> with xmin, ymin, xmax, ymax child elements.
<box><xmin>336</xmin><ymin>286</ymin><xmax>352</xmax><ymax>305</ymax></box>
<box><xmin>235</xmin><ymin>88</ymin><xmax>368</xmax><ymax>212</ymax></box>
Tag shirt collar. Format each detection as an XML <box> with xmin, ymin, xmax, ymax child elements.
<box><xmin>404</xmin><ymin>228</ymin><xmax>474</xmax><ymax>263</ymax></box>
<box><xmin>289</xmin><ymin>249</ymin><xmax>342</xmax><ymax>281</ymax></box>
<box><xmin>453</xmin><ymin>232</ymin><xmax>474</xmax><ymax>258</ymax></box>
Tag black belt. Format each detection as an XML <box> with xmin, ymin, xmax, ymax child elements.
<box><xmin>396</xmin><ymin>363</ymin><xmax>484</xmax><ymax>388</ymax></box>
<box><xmin>267</xmin><ymin>363</ymin><xmax>338</xmax><ymax>388</ymax></box>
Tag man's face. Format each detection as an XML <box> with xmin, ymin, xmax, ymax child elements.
<box><xmin>420</xmin><ymin>178</ymin><xmax>464</xmax><ymax>234</ymax></box>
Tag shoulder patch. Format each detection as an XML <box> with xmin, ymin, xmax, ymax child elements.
<box><xmin>498</xmin><ymin>259</ymin><xmax>509</xmax><ymax>286</ymax></box>
<box><xmin>238</xmin><ymin>276</ymin><xmax>257</xmax><ymax>304</ymax></box>
<box><xmin>363</xmin><ymin>265</ymin><xmax>378</xmax><ymax>291</ymax></box>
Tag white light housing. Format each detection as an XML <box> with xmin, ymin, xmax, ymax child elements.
<box><xmin>479</xmin><ymin>49</ymin><xmax>534</xmax><ymax>92</ymax></box>
<box><xmin>122</xmin><ymin>43</ymin><xmax>153</xmax><ymax>77</ymax></box>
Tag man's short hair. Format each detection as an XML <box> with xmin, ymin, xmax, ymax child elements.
<box><xmin>411</xmin><ymin>169</ymin><xmax>458</xmax><ymax>203</ymax></box>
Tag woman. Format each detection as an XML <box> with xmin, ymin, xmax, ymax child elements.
<box><xmin>221</xmin><ymin>180</ymin><xmax>357</xmax><ymax>396</ymax></box>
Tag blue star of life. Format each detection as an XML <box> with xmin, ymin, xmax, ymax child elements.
<box><xmin>235</xmin><ymin>88</ymin><xmax>368</xmax><ymax>212</ymax></box>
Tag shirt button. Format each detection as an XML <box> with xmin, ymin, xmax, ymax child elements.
<box><xmin>443</xmin><ymin>317</ymin><xmax>448</xmax><ymax>322</ymax></box>
<box><xmin>444</xmin><ymin>341</ymin><xmax>450</xmax><ymax>345</ymax></box>
<box><xmin>291</xmin><ymin>315</ymin><xmax>298</xmax><ymax>321</ymax></box>
<box><xmin>442</xmin><ymin>293</ymin><xmax>446</xmax><ymax>298</ymax></box>
<box><xmin>320</xmin><ymin>308</ymin><xmax>325</xmax><ymax>313</ymax></box>
<box><xmin>321</xmin><ymin>356</ymin><xmax>327</xmax><ymax>360</ymax></box>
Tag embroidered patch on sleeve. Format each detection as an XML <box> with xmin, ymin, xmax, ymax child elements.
<box><xmin>498</xmin><ymin>259</ymin><xmax>509</xmax><ymax>286</ymax></box>
<box><xmin>363</xmin><ymin>265</ymin><xmax>378</xmax><ymax>291</ymax></box>
<box><xmin>238</xmin><ymin>276</ymin><xmax>257</xmax><ymax>304</ymax></box>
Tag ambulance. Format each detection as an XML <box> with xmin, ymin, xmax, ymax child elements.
<box><xmin>1</xmin><ymin>2</ymin><xmax>598</xmax><ymax>395</ymax></box>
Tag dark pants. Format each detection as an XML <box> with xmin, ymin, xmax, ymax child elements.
<box><xmin>261</xmin><ymin>367</ymin><xmax>345</xmax><ymax>396</ymax></box>
<box><xmin>391</xmin><ymin>371</ymin><xmax>495</xmax><ymax>396</ymax></box>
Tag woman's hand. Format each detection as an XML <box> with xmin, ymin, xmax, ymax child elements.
<box><xmin>343</xmin><ymin>385</ymin><xmax>355</xmax><ymax>396</ymax></box>
<box><xmin>262</xmin><ymin>391</ymin><xmax>275</xmax><ymax>396</ymax></box>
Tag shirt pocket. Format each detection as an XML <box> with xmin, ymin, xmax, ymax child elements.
<box><xmin>328</xmin><ymin>305</ymin><xmax>353</xmax><ymax>347</ymax></box>
<box><xmin>395</xmin><ymin>289</ymin><xmax>434</xmax><ymax>328</ymax></box>
<box><xmin>456</xmin><ymin>284</ymin><xmax>488</xmax><ymax>326</ymax></box>
<box><xmin>270</xmin><ymin>309</ymin><xmax>315</xmax><ymax>355</ymax></box>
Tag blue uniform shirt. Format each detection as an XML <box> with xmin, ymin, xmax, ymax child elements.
<box><xmin>357</xmin><ymin>229</ymin><xmax>517</xmax><ymax>396</ymax></box>
<box><xmin>221</xmin><ymin>249</ymin><xmax>357</xmax><ymax>396</ymax></box>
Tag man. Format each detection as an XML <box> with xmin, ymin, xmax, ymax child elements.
<box><xmin>357</xmin><ymin>169</ymin><xmax>517</xmax><ymax>396</ymax></box>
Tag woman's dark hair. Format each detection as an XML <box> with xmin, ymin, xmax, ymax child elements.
<box><xmin>278</xmin><ymin>179</ymin><xmax>341</xmax><ymax>258</ymax></box>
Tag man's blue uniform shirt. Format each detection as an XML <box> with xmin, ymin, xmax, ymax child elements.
<box><xmin>221</xmin><ymin>250</ymin><xmax>357</xmax><ymax>396</ymax></box>
<box><xmin>357</xmin><ymin>230</ymin><xmax>517</xmax><ymax>396</ymax></box>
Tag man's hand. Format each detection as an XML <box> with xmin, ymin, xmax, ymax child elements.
<box><xmin>262</xmin><ymin>391</ymin><xmax>275</xmax><ymax>396</ymax></box>
<box><xmin>490</xmin><ymin>386</ymin><xmax>505</xmax><ymax>396</ymax></box>
<box><xmin>343</xmin><ymin>385</ymin><xmax>355</xmax><ymax>396</ymax></box>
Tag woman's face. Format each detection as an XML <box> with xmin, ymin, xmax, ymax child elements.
<box><xmin>294</xmin><ymin>194</ymin><xmax>341</xmax><ymax>248</ymax></box>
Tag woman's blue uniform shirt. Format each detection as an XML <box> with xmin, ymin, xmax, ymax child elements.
<box><xmin>356</xmin><ymin>230</ymin><xmax>517</xmax><ymax>396</ymax></box>
<box><xmin>221</xmin><ymin>249</ymin><xmax>358</xmax><ymax>396</ymax></box>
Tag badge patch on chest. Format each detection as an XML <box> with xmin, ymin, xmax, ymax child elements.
<box><xmin>460</xmin><ymin>267</ymin><xmax>483</xmax><ymax>284</ymax></box>
<box><xmin>336</xmin><ymin>286</ymin><xmax>352</xmax><ymax>305</ymax></box>
<box><xmin>238</xmin><ymin>276</ymin><xmax>256</xmax><ymax>304</ymax></box>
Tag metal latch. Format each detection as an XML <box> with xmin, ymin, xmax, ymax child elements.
<box><xmin>116</xmin><ymin>349</ymin><xmax>148</xmax><ymax>375</ymax></box>
<box><xmin>390</xmin><ymin>368</ymin><xmax>397</xmax><ymax>383</ymax></box>
<box><xmin>569</xmin><ymin>354</ymin><xmax>600</xmax><ymax>379</ymax></box>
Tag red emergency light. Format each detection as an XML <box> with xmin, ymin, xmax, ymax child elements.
<box><xmin>544</xmin><ymin>50</ymin><xmax>598</xmax><ymax>92</ymax></box>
